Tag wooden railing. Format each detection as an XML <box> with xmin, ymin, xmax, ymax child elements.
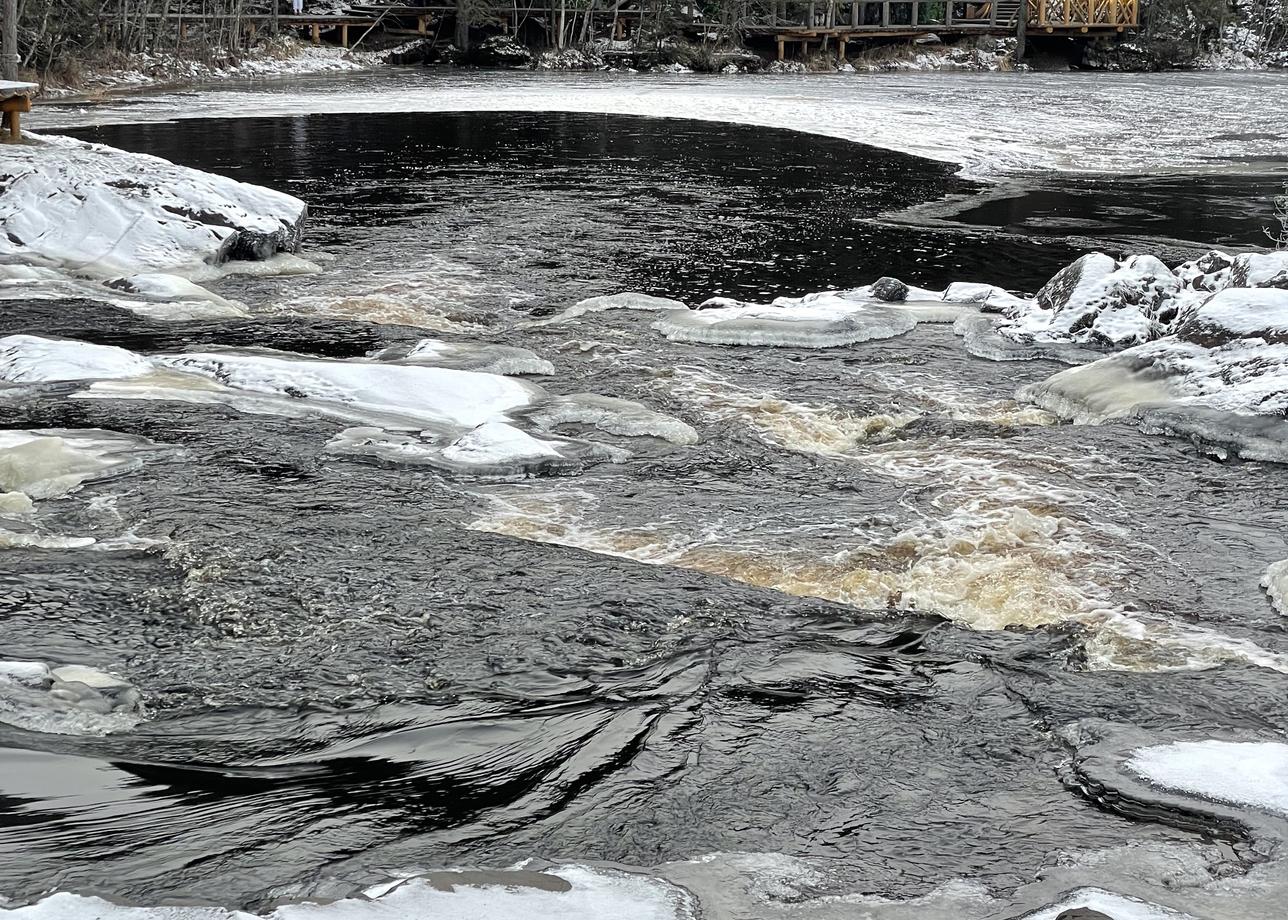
<box><xmin>1026</xmin><ymin>0</ymin><xmax>1137</xmax><ymax>28</ymax></box>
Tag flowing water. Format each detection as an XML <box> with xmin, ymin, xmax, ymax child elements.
<box><xmin>4</xmin><ymin>73</ymin><xmax>1288</xmax><ymax>918</ymax></box>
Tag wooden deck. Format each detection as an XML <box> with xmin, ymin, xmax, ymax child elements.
<box><xmin>143</xmin><ymin>0</ymin><xmax>1138</xmax><ymax>55</ymax></box>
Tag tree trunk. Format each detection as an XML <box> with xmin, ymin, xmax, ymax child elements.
<box><xmin>455</xmin><ymin>0</ymin><xmax>471</xmax><ymax>49</ymax></box>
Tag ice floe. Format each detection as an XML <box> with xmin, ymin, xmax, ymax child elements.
<box><xmin>0</xmin><ymin>263</ymin><xmax>248</xmax><ymax>321</ymax></box>
<box><xmin>651</xmin><ymin>287</ymin><xmax>970</xmax><ymax>348</ymax></box>
<box><xmin>0</xmin><ymin>336</ymin><xmax>693</xmax><ymax>480</ymax></box>
<box><xmin>325</xmin><ymin>423</ymin><xmax>612</xmax><ymax>480</ymax></box>
<box><xmin>0</xmin><ymin>133</ymin><xmax>305</xmax><ymax>277</ymax></box>
<box><xmin>0</xmin><ymin>427</ymin><xmax>167</xmax><ymax>550</ymax></box>
<box><xmin>1127</xmin><ymin>740</ymin><xmax>1288</xmax><ymax>817</ymax></box>
<box><xmin>529</xmin><ymin>394</ymin><xmax>700</xmax><ymax>445</ymax></box>
<box><xmin>375</xmin><ymin>338</ymin><xmax>556</xmax><ymax>376</ymax></box>
<box><xmin>523</xmin><ymin>291</ymin><xmax>688</xmax><ymax>328</ymax></box>
<box><xmin>0</xmin><ymin>863</ymin><xmax>694</xmax><ymax>919</ymax></box>
<box><xmin>0</xmin><ymin>659</ymin><xmax>144</xmax><ymax>735</ymax></box>
<box><xmin>0</xmin><ymin>429</ymin><xmax>154</xmax><ymax>500</ymax></box>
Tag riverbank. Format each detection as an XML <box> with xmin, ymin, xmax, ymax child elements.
<box><xmin>23</xmin><ymin>19</ymin><xmax>1288</xmax><ymax>102</ymax></box>
<box><xmin>29</xmin><ymin>35</ymin><xmax>404</xmax><ymax>100</ymax></box>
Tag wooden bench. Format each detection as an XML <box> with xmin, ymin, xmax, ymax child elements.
<box><xmin>0</xmin><ymin>81</ymin><xmax>38</xmax><ymax>142</ymax></box>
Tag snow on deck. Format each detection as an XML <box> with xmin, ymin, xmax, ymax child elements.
<box><xmin>0</xmin><ymin>81</ymin><xmax>39</xmax><ymax>98</ymax></box>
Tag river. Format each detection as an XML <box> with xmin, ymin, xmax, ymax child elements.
<box><xmin>2</xmin><ymin>70</ymin><xmax>1288</xmax><ymax>919</ymax></box>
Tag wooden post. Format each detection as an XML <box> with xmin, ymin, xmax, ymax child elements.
<box><xmin>341</xmin><ymin>23</ymin><xmax>349</xmax><ymax>47</ymax></box>
<box><xmin>179</xmin><ymin>19</ymin><xmax>188</xmax><ymax>42</ymax></box>
<box><xmin>882</xmin><ymin>0</ymin><xmax>890</xmax><ymax>25</ymax></box>
<box><xmin>418</xmin><ymin>14</ymin><xmax>428</xmax><ymax>34</ymax></box>
<box><xmin>311</xmin><ymin>22</ymin><xmax>321</xmax><ymax>43</ymax></box>
<box><xmin>2</xmin><ymin>96</ymin><xmax>30</xmax><ymax>142</ymax></box>
<box><xmin>1016</xmin><ymin>3</ymin><xmax>1026</xmax><ymax>56</ymax></box>
<box><xmin>836</xmin><ymin>34</ymin><xmax>846</xmax><ymax>61</ymax></box>
<box><xmin>777</xmin><ymin>35</ymin><xmax>785</xmax><ymax>59</ymax></box>
<box><xmin>911</xmin><ymin>0</ymin><xmax>918</xmax><ymax>24</ymax></box>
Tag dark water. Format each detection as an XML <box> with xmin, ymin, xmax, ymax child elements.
<box><xmin>2</xmin><ymin>112</ymin><xmax>1287</xmax><ymax>917</ymax></box>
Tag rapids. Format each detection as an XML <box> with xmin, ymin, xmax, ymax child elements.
<box><xmin>3</xmin><ymin>72</ymin><xmax>1288</xmax><ymax>919</ymax></box>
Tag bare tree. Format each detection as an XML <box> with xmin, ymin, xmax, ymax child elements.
<box><xmin>1271</xmin><ymin>182</ymin><xmax>1288</xmax><ymax>250</ymax></box>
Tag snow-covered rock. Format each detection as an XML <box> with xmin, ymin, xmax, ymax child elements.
<box><xmin>1020</xmin><ymin>285</ymin><xmax>1288</xmax><ymax>460</ymax></box>
<box><xmin>0</xmin><ymin>133</ymin><xmax>306</xmax><ymax>276</ymax></box>
<box><xmin>1006</xmin><ymin>252</ymin><xmax>1183</xmax><ymax>347</ymax></box>
<box><xmin>1174</xmin><ymin>287</ymin><xmax>1288</xmax><ymax>346</ymax></box>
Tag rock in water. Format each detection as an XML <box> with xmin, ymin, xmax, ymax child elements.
<box><xmin>1029</xmin><ymin>252</ymin><xmax>1181</xmax><ymax>347</ymax></box>
<box><xmin>1055</xmin><ymin>910</ymin><xmax>1118</xmax><ymax>920</ymax></box>
<box><xmin>871</xmin><ymin>276</ymin><xmax>910</xmax><ymax>302</ymax></box>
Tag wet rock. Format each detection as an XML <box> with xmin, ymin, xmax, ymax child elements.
<box><xmin>871</xmin><ymin>276</ymin><xmax>910</xmax><ymax>302</ymax></box>
<box><xmin>1055</xmin><ymin>910</ymin><xmax>1117</xmax><ymax>920</ymax></box>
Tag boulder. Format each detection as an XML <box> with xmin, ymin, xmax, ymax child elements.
<box><xmin>1030</xmin><ymin>252</ymin><xmax>1182</xmax><ymax>347</ymax></box>
<box><xmin>870</xmin><ymin>276</ymin><xmax>910</xmax><ymax>302</ymax></box>
<box><xmin>1175</xmin><ymin>287</ymin><xmax>1288</xmax><ymax>347</ymax></box>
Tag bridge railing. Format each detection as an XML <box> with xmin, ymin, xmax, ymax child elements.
<box><xmin>1026</xmin><ymin>0</ymin><xmax>1138</xmax><ymax>28</ymax></box>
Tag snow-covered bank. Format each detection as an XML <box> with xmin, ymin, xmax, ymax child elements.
<box><xmin>35</xmin><ymin>36</ymin><xmax>397</xmax><ymax>100</ymax></box>
<box><xmin>0</xmin><ymin>134</ymin><xmax>306</xmax><ymax>277</ymax></box>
